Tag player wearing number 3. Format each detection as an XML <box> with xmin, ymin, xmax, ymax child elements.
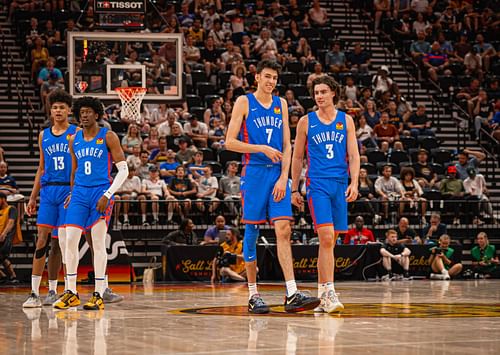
<box><xmin>291</xmin><ymin>76</ymin><xmax>360</xmax><ymax>313</ymax></box>
<box><xmin>55</xmin><ymin>96</ymin><xmax>128</xmax><ymax>310</ymax></box>
<box><xmin>226</xmin><ymin>60</ymin><xmax>320</xmax><ymax>314</ymax></box>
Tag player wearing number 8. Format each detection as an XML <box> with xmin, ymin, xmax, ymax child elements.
<box><xmin>58</xmin><ymin>96</ymin><xmax>128</xmax><ymax>311</ymax></box>
<box><xmin>291</xmin><ymin>75</ymin><xmax>360</xmax><ymax>313</ymax></box>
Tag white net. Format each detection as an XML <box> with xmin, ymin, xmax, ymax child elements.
<box><xmin>115</xmin><ymin>87</ymin><xmax>147</xmax><ymax>124</ymax></box>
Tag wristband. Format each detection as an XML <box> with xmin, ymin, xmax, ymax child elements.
<box><xmin>103</xmin><ymin>190</ymin><xmax>113</xmax><ymax>199</ymax></box>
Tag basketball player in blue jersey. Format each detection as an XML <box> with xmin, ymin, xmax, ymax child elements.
<box><xmin>23</xmin><ymin>89</ymin><xmax>77</xmax><ymax>308</ymax></box>
<box><xmin>291</xmin><ymin>76</ymin><xmax>360</xmax><ymax>313</ymax></box>
<box><xmin>226</xmin><ymin>60</ymin><xmax>320</xmax><ymax>314</ymax></box>
<box><xmin>54</xmin><ymin>96</ymin><xmax>128</xmax><ymax>310</ymax></box>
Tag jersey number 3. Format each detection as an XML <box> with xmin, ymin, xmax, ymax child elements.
<box><xmin>326</xmin><ymin>144</ymin><xmax>334</xmax><ymax>159</ymax></box>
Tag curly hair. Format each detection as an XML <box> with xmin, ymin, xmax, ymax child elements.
<box><xmin>72</xmin><ymin>96</ymin><xmax>104</xmax><ymax>121</ymax></box>
<box><xmin>48</xmin><ymin>89</ymin><xmax>72</xmax><ymax>108</ymax></box>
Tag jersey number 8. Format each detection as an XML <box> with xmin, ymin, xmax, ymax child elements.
<box><xmin>84</xmin><ymin>161</ymin><xmax>92</xmax><ymax>175</ymax></box>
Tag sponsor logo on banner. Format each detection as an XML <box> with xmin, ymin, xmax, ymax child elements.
<box><xmin>95</xmin><ymin>0</ymin><xmax>146</xmax><ymax>13</ymax></box>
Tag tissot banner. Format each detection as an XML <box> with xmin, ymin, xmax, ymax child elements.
<box><xmin>95</xmin><ymin>0</ymin><xmax>146</xmax><ymax>13</ymax></box>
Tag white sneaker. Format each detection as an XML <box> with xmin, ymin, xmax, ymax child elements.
<box><xmin>23</xmin><ymin>292</ymin><xmax>42</xmax><ymax>308</ymax></box>
<box><xmin>43</xmin><ymin>290</ymin><xmax>59</xmax><ymax>306</ymax></box>
<box><xmin>320</xmin><ymin>290</ymin><xmax>344</xmax><ymax>314</ymax></box>
<box><xmin>430</xmin><ymin>273</ymin><xmax>446</xmax><ymax>280</ymax></box>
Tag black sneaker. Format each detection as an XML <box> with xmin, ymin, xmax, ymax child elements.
<box><xmin>284</xmin><ymin>291</ymin><xmax>321</xmax><ymax>313</ymax></box>
<box><xmin>248</xmin><ymin>294</ymin><xmax>270</xmax><ymax>314</ymax></box>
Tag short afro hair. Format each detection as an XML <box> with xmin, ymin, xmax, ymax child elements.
<box><xmin>48</xmin><ymin>89</ymin><xmax>72</xmax><ymax>108</ymax></box>
<box><xmin>72</xmin><ymin>96</ymin><xmax>104</xmax><ymax>121</ymax></box>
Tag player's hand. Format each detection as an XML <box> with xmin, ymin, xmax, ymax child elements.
<box><xmin>345</xmin><ymin>183</ymin><xmax>358</xmax><ymax>202</ymax></box>
<box><xmin>26</xmin><ymin>197</ymin><xmax>37</xmax><ymax>216</ymax></box>
<box><xmin>261</xmin><ymin>145</ymin><xmax>283</xmax><ymax>163</ymax></box>
<box><xmin>63</xmin><ymin>194</ymin><xmax>72</xmax><ymax>209</ymax></box>
<box><xmin>272</xmin><ymin>177</ymin><xmax>287</xmax><ymax>202</ymax></box>
<box><xmin>96</xmin><ymin>195</ymin><xmax>109</xmax><ymax>213</ymax></box>
<box><xmin>291</xmin><ymin>191</ymin><xmax>304</xmax><ymax>208</ymax></box>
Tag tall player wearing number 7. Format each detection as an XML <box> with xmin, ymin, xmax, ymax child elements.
<box><xmin>54</xmin><ymin>96</ymin><xmax>128</xmax><ymax>310</ymax></box>
<box><xmin>291</xmin><ymin>75</ymin><xmax>360</xmax><ymax>313</ymax></box>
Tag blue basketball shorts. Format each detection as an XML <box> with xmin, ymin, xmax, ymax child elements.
<box><xmin>306</xmin><ymin>177</ymin><xmax>348</xmax><ymax>232</ymax></box>
<box><xmin>240</xmin><ymin>164</ymin><xmax>293</xmax><ymax>224</ymax></box>
<box><xmin>37</xmin><ymin>185</ymin><xmax>71</xmax><ymax>231</ymax></box>
<box><xmin>64</xmin><ymin>184</ymin><xmax>114</xmax><ymax>231</ymax></box>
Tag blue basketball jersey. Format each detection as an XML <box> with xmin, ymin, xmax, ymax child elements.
<box><xmin>239</xmin><ymin>94</ymin><xmax>284</xmax><ymax>166</ymax></box>
<box><xmin>40</xmin><ymin>125</ymin><xmax>78</xmax><ymax>186</ymax></box>
<box><xmin>306</xmin><ymin>110</ymin><xmax>348</xmax><ymax>180</ymax></box>
<box><xmin>73</xmin><ymin>127</ymin><xmax>112</xmax><ymax>187</ymax></box>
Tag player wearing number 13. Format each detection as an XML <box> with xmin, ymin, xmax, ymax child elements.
<box><xmin>58</xmin><ymin>96</ymin><xmax>128</xmax><ymax>311</ymax></box>
<box><xmin>291</xmin><ymin>75</ymin><xmax>360</xmax><ymax>313</ymax></box>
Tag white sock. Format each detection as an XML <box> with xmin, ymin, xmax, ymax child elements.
<box><xmin>64</xmin><ymin>276</ymin><xmax>68</xmax><ymax>291</ymax></box>
<box><xmin>248</xmin><ymin>283</ymin><xmax>258</xmax><ymax>299</ymax></box>
<box><xmin>31</xmin><ymin>275</ymin><xmax>42</xmax><ymax>295</ymax></box>
<box><xmin>91</xmin><ymin>220</ymin><xmax>109</xmax><ymax>297</ymax></box>
<box><xmin>167</xmin><ymin>209</ymin><xmax>173</xmax><ymax>221</ymax></box>
<box><xmin>142</xmin><ymin>214</ymin><xmax>147</xmax><ymax>222</ymax></box>
<box><xmin>67</xmin><ymin>274</ymin><xmax>77</xmax><ymax>294</ymax></box>
<box><xmin>153</xmin><ymin>212</ymin><xmax>158</xmax><ymax>220</ymax></box>
<box><xmin>441</xmin><ymin>269</ymin><xmax>449</xmax><ymax>276</ymax></box>
<box><xmin>286</xmin><ymin>280</ymin><xmax>298</xmax><ymax>297</ymax></box>
<box><xmin>104</xmin><ymin>275</ymin><xmax>109</xmax><ymax>289</ymax></box>
<box><xmin>325</xmin><ymin>281</ymin><xmax>335</xmax><ymax>294</ymax></box>
<box><xmin>48</xmin><ymin>280</ymin><xmax>58</xmax><ymax>293</ymax></box>
<box><xmin>318</xmin><ymin>283</ymin><xmax>327</xmax><ymax>298</ymax></box>
<box><xmin>58</xmin><ymin>227</ymin><xmax>67</xmax><ymax>265</ymax></box>
<box><xmin>123</xmin><ymin>214</ymin><xmax>129</xmax><ymax>222</ymax></box>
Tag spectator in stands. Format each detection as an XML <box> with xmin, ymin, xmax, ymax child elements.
<box><xmin>295</xmin><ymin>37</ymin><xmax>316</xmax><ymax>67</ymax></box>
<box><xmin>412</xmin><ymin>12</ymin><xmax>431</xmax><ymax>34</ymax></box>
<box><xmin>25</xmin><ymin>17</ymin><xmax>39</xmax><ymax>46</ymax></box>
<box><xmin>143</xmin><ymin>126</ymin><xmax>160</xmax><ymax>153</ymax></box>
<box><xmin>211</xmin><ymin>227</ymin><xmax>247</xmax><ymax>283</ymax></box>
<box><xmin>411</xmin><ymin>0</ymin><xmax>431</xmax><ymax>14</ymax></box>
<box><xmin>114</xmin><ymin>166</ymin><xmax>142</xmax><ymax>227</ymax></box>
<box><xmin>219</xmin><ymin>161</ymin><xmax>241</xmax><ymax>223</ymax></box>
<box><xmin>373</xmin><ymin>112</ymin><xmax>399</xmax><ymax>146</ymax></box>
<box><xmin>230</xmin><ymin>63</ymin><xmax>249</xmax><ymax>91</ymax></box>
<box><xmin>422</xmin><ymin>212</ymin><xmax>446</xmax><ymax>243</ymax></box>
<box><xmin>455</xmin><ymin>148</ymin><xmax>486</xmax><ymax>180</ymax></box>
<box><xmin>36</xmin><ymin>57</ymin><xmax>63</xmax><ymax>86</ymax></box>
<box><xmin>372</xmin><ymin>66</ymin><xmax>394</xmax><ymax>99</ymax></box>
<box><xmin>407</xmin><ymin>104</ymin><xmax>434</xmax><ymax>138</ymax></box>
<box><xmin>471</xmin><ymin>232</ymin><xmax>500</xmax><ymax>278</ymax></box>
<box><xmin>464</xmin><ymin>47</ymin><xmax>483</xmax><ymax>81</ymax></box>
<box><xmin>0</xmin><ymin>192</ymin><xmax>19</xmax><ymax>284</ymax></box>
<box><xmin>375</xmin><ymin>165</ymin><xmax>405</xmax><ymax>221</ymax></box>
<box><xmin>159</xmin><ymin>149</ymin><xmax>180</xmax><ymax>185</ymax></box>
<box><xmin>472</xmin><ymin>90</ymin><xmax>494</xmax><ymax>139</ymax></box>
<box><xmin>308</xmin><ymin>0</ymin><xmax>328</xmax><ymax>26</ymax></box>
<box><xmin>158</xmin><ymin>111</ymin><xmax>183</xmax><ymax>138</ymax></box>
<box><xmin>186</xmin><ymin>151</ymin><xmax>207</xmax><ymax>181</ymax></box>
<box><xmin>414</xmin><ymin>148</ymin><xmax>438</xmax><ymax>188</ymax></box>
<box><xmin>424</xmin><ymin>42</ymin><xmax>449</xmax><ymax>82</ymax></box>
<box><xmin>0</xmin><ymin>162</ymin><xmax>23</xmax><ymax>201</ymax></box>
<box><xmin>140</xmin><ymin>166</ymin><xmax>174</xmax><ymax>226</ymax></box>
<box><xmin>254</xmin><ymin>28</ymin><xmax>278</xmax><ymax>59</ymax></box>
<box><xmin>285</xmin><ymin>90</ymin><xmax>305</xmax><ymax>116</ymax></box>
<box><xmin>138</xmin><ymin>150</ymin><xmax>153</xmax><ymax>180</ymax></box>
<box><xmin>285</xmin><ymin>19</ymin><xmax>302</xmax><ymax>43</ymax></box>
<box><xmin>342</xmin><ymin>76</ymin><xmax>360</xmax><ymax>102</ymax></box>
<box><xmin>473</xmin><ymin>34</ymin><xmax>496</xmax><ymax>73</ymax></box>
<box><xmin>429</xmin><ymin>234</ymin><xmax>462</xmax><ymax>280</ymax></box>
<box><xmin>208</xmin><ymin>117</ymin><xmax>227</xmax><ymax>151</ymax></box>
<box><xmin>184</xmin><ymin>114</ymin><xmax>209</xmax><ymax>148</ymax></box>
<box><xmin>178</xmin><ymin>2</ymin><xmax>195</xmax><ymax>29</ymax></box>
<box><xmin>204</xmin><ymin>97</ymin><xmax>226</xmax><ymax>128</ymax></box>
<box><xmin>464</xmin><ymin>168</ymin><xmax>494</xmax><ymax>223</ymax></box>
<box><xmin>176</xmin><ymin>138</ymin><xmax>196</xmax><ymax>164</ymax></box>
<box><xmin>40</xmin><ymin>20</ymin><xmax>61</xmax><ymax>47</ymax></box>
<box><xmin>149</xmin><ymin>105</ymin><xmax>169</xmax><ymax>129</ymax></box>
<box><xmin>194</xmin><ymin>165</ymin><xmax>219</xmax><ymax>213</ymax></box>
<box><xmin>356</xmin><ymin>115</ymin><xmax>375</xmax><ymax>147</ymax></box>
<box><xmin>40</xmin><ymin>71</ymin><xmax>64</xmax><ymax>116</ymax></box>
<box><xmin>436</xmin><ymin>31</ymin><xmax>454</xmax><ymax>58</ymax></box>
<box><xmin>184</xmin><ymin>34</ymin><xmax>201</xmax><ymax>70</ymax></box>
<box><xmin>374</xmin><ymin>0</ymin><xmax>391</xmax><ymax>33</ymax></box>
<box><xmin>0</xmin><ymin>145</ymin><xmax>4</xmax><ymax>162</ymax></box>
<box><xmin>150</xmin><ymin>137</ymin><xmax>169</xmax><ymax>164</ymax></box>
<box><xmin>456</xmin><ymin>79</ymin><xmax>481</xmax><ymax>117</ymax></box>
<box><xmin>162</xmin><ymin>218</ymin><xmax>197</xmax><ymax>246</ymax></box>
<box><xmin>348</xmin><ymin>42</ymin><xmax>371</xmax><ymax>73</ymax></box>
<box><xmin>355</xmin><ymin>167</ymin><xmax>380</xmax><ymax>220</ymax></box>
<box><xmin>307</xmin><ymin>63</ymin><xmax>328</xmax><ymax>92</ymax></box>
<box><xmin>167</xmin><ymin>124</ymin><xmax>193</xmax><ymax>152</ymax></box>
<box><xmin>454</xmin><ymin>32</ymin><xmax>471</xmax><ymax>63</ymax></box>
<box><xmin>396</xmin><ymin>217</ymin><xmax>418</xmax><ymax>244</ymax></box>
<box><xmin>393</xmin><ymin>12</ymin><xmax>413</xmax><ymax>47</ymax></box>
<box><xmin>126</xmin><ymin>145</ymin><xmax>142</xmax><ymax>170</ymax></box>
<box><xmin>387</xmin><ymin>101</ymin><xmax>404</xmax><ymax>133</ymax></box>
<box><xmin>440</xmin><ymin>165</ymin><xmax>470</xmax><ymax>225</ymax></box>
<box><xmin>344</xmin><ymin>216</ymin><xmax>375</xmax><ymax>245</ymax></box>
<box><xmin>325</xmin><ymin>41</ymin><xmax>348</xmax><ymax>73</ymax></box>
<box><xmin>168</xmin><ymin>165</ymin><xmax>197</xmax><ymax>220</ymax></box>
<box><xmin>400</xmin><ymin>167</ymin><xmax>427</xmax><ymax>223</ymax></box>
<box><xmin>189</xmin><ymin>18</ymin><xmax>205</xmax><ymax>46</ymax></box>
<box><xmin>203</xmin><ymin>215</ymin><xmax>230</xmax><ymax>245</ymax></box>
<box><xmin>380</xmin><ymin>229</ymin><xmax>411</xmax><ymax>280</ymax></box>
<box><xmin>363</xmin><ymin>100</ymin><xmax>380</xmax><ymax>128</ymax></box>
<box><xmin>121</xmin><ymin>124</ymin><xmax>143</xmax><ymax>156</ymax></box>
<box><xmin>410</xmin><ymin>31</ymin><xmax>431</xmax><ymax>69</ymax></box>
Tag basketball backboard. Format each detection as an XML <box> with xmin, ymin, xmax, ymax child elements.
<box><xmin>68</xmin><ymin>32</ymin><xmax>184</xmax><ymax>102</ymax></box>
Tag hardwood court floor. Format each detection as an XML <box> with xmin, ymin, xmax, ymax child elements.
<box><xmin>1</xmin><ymin>281</ymin><xmax>500</xmax><ymax>355</ymax></box>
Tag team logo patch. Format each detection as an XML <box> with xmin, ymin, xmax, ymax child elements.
<box><xmin>66</xmin><ymin>134</ymin><xmax>72</xmax><ymax>140</ymax></box>
<box><xmin>96</xmin><ymin>138</ymin><xmax>104</xmax><ymax>144</ymax></box>
<box><xmin>273</xmin><ymin>106</ymin><xmax>281</xmax><ymax>115</ymax></box>
<box><xmin>336</xmin><ymin>122</ymin><xmax>344</xmax><ymax>130</ymax></box>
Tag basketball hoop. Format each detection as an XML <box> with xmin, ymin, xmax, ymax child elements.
<box><xmin>115</xmin><ymin>87</ymin><xmax>147</xmax><ymax>124</ymax></box>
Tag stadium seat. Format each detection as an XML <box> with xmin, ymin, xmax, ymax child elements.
<box><xmin>360</xmin><ymin>162</ymin><xmax>376</xmax><ymax>175</ymax></box>
<box><xmin>358</xmin><ymin>73</ymin><xmax>372</xmax><ymax>87</ymax></box>
<box><xmin>191</xmin><ymin>70</ymin><xmax>208</xmax><ymax>84</ymax></box>
<box><xmin>196</xmin><ymin>82</ymin><xmax>216</xmax><ymax>99</ymax></box>
<box><xmin>190</xmin><ymin>106</ymin><xmax>206</xmax><ymax>121</ymax></box>
<box><xmin>285</xmin><ymin>61</ymin><xmax>304</xmax><ymax>74</ymax></box>
<box><xmin>199</xmin><ymin>147</ymin><xmax>215</xmax><ymax>162</ymax></box>
<box><xmin>366</xmin><ymin>148</ymin><xmax>387</xmax><ymax>164</ymax></box>
<box><xmin>431</xmin><ymin>148</ymin><xmax>452</xmax><ymax>165</ymax></box>
<box><xmin>376</xmin><ymin>161</ymin><xmax>398</xmax><ymax>174</ymax></box>
<box><xmin>288</xmin><ymin>83</ymin><xmax>308</xmax><ymax>98</ymax></box>
<box><xmin>308</xmin><ymin>38</ymin><xmax>325</xmax><ymax>55</ymax></box>
<box><xmin>204</xmin><ymin>161</ymin><xmax>222</xmax><ymax>176</ymax></box>
<box><xmin>204</xmin><ymin>94</ymin><xmax>220</xmax><ymax>106</ymax></box>
<box><xmin>279</xmin><ymin>71</ymin><xmax>298</xmax><ymax>86</ymax></box>
<box><xmin>186</xmin><ymin>94</ymin><xmax>202</xmax><ymax>109</ymax></box>
<box><xmin>399</xmin><ymin>136</ymin><xmax>417</xmax><ymax>150</ymax></box>
<box><xmin>298</xmin><ymin>96</ymin><xmax>315</xmax><ymax>112</ymax></box>
<box><xmin>48</xmin><ymin>44</ymin><xmax>66</xmax><ymax>57</ymax></box>
<box><xmin>218</xmin><ymin>149</ymin><xmax>241</xmax><ymax>167</ymax></box>
<box><xmin>319</xmin><ymin>26</ymin><xmax>335</xmax><ymax>41</ymax></box>
<box><xmin>301</xmin><ymin>27</ymin><xmax>320</xmax><ymax>39</ymax></box>
<box><xmin>275</xmin><ymin>83</ymin><xmax>287</xmax><ymax>96</ymax></box>
<box><xmin>217</xmin><ymin>71</ymin><xmax>232</xmax><ymax>88</ymax></box>
<box><xmin>429</xmin><ymin>162</ymin><xmax>445</xmax><ymax>176</ymax></box>
<box><xmin>389</xmin><ymin>150</ymin><xmax>409</xmax><ymax>165</ymax></box>
<box><xmin>418</xmin><ymin>136</ymin><xmax>439</xmax><ymax>152</ymax></box>
<box><xmin>316</xmin><ymin>49</ymin><xmax>328</xmax><ymax>66</ymax></box>
<box><xmin>437</xmin><ymin>75</ymin><xmax>456</xmax><ymax>92</ymax></box>
<box><xmin>409</xmin><ymin>148</ymin><xmax>420</xmax><ymax>163</ymax></box>
<box><xmin>298</xmin><ymin>72</ymin><xmax>311</xmax><ymax>85</ymax></box>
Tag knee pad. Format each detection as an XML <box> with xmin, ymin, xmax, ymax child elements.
<box><xmin>35</xmin><ymin>244</ymin><xmax>50</xmax><ymax>260</ymax></box>
<box><xmin>243</xmin><ymin>224</ymin><xmax>259</xmax><ymax>262</ymax></box>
